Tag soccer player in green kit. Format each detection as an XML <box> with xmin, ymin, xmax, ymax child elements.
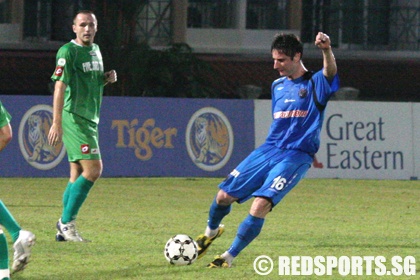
<box><xmin>0</xmin><ymin>100</ymin><xmax>36</xmax><ymax>278</ymax></box>
<box><xmin>48</xmin><ymin>10</ymin><xmax>117</xmax><ymax>242</ymax></box>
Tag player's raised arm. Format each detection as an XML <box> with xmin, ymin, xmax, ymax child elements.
<box><xmin>315</xmin><ymin>32</ymin><xmax>337</xmax><ymax>79</ymax></box>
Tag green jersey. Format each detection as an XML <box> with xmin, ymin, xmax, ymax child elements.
<box><xmin>51</xmin><ymin>40</ymin><xmax>105</xmax><ymax>124</ymax></box>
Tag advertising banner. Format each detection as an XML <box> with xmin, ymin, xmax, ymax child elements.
<box><xmin>0</xmin><ymin>95</ymin><xmax>255</xmax><ymax>177</ymax></box>
<box><xmin>254</xmin><ymin>100</ymin><xmax>418</xmax><ymax>180</ymax></box>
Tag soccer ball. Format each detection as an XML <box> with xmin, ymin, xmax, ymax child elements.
<box><xmin>164</xmin><ymin>234</ymin><xmax>198</xmax><ymax>265</ymax></box>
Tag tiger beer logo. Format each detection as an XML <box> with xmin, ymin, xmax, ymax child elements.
<box><xmin>18</xmin><ymin>105</ymin><xmax>66</xmax><ymax>170</ymax></box>
<box><xmin>186</xmin><ymin>107</ymin><xmax>234</xmax><ymax>172</ymax></box>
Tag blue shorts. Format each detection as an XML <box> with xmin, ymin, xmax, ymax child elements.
<box><xmin>219</xmin><ymin>143</ymin><xmax>313</xmax><ymax>207</ymax></box>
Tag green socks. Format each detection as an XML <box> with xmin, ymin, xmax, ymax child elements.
<box><xmin>62</xmin><ymin>181</ymin><xmax>73</xmax><ymax>208</ymax></box>
<box><xmin>0</xmin><ymin>200</ymin><xmax>20</xmax><ymax>242</ymax></box>
<box><xmin>0</xmin><ymin>231</ymin><xmax>10</xmax><ymax>280</ymax></box>
<box><xmin>61</xmin><ymin>176</ymin><xmax>94</xmax><ymax>223</ymax></box>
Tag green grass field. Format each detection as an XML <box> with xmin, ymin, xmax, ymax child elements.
<box><xmin>1</xmin><ymin>178</ymin><xmax>419</xmax><ymax>279</ymax></box>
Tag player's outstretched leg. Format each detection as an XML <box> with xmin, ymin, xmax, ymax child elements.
<box><xmin>196</xmin><ymin>224</ymin><xmax>225</xmax><ymax>259</ymax></box>
<box><xmin>207</xmin><ymin>214</ymin><xmax>265</xmax><ymax>268</ymax></box>
<box><xmin>196</xmin><ymin>197</ymin><xmax>231</xmax><ymax>258</ymax></box>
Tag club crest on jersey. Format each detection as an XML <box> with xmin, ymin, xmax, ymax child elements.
<box><xmin>81</xmin><ymin>144</ymin><xmax>90</xmax><ymax>154</ymax></box>
<box><xmin>57</xmin><ymin>58</ymin><xmax>66</xmax><ymax>66</ymax></box>
<box><xmin>299</xmin><ymin>88</ymin><xmax>308</xmax><ymax>98</ymax></box>
<box><xmin>89</xmin><ymin>51</ymin><xmax>97</xmax><ymax>56</ymax></box>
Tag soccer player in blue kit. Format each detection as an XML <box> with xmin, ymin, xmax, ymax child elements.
<box><xmin>195</xmin><ymin>32</ymin><xmax>340</xmax><ymax>268</ymax></box>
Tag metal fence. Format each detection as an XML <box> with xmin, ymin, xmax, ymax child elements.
<box><xmin>13</xmin><ymin>0</ymin><xmax>420</xmax><ymax>51</ymax></box>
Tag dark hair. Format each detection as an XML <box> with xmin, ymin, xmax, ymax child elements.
<box><xmin>271</xmin><ymin>33</ymin><xmax>303</xmax><ymax>60</ymax></box>
<box><xmin>73</xmin><ymin>10</ymin><xmax>96</xmax><ymax>23</ymax></box>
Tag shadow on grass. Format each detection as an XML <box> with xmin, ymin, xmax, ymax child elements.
<box><xmin>12</xmin><ymin>262</ymin><xmax>210</xmax><ymax>280</ymax></box>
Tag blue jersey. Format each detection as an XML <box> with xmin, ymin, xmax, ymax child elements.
<box><xmin>219</xmin><ymin>70</ymin><xmax>340</xmax><ymax>207</ymax></box>
<box><xmin>265</xmin><ymin>70</ymin><xmax>339</xmax><ymax>155</ymax></box>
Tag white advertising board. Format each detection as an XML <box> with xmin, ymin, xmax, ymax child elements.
<box><xmin>254</xmin><ymin>100</ymin><xmax>272</xmax><ymax>147</ymax></box>
<box><xmin>413</xmin><ymin>103</ymin><xmax>420</xmax><ymax>180</ymax></box>
<box><xmin>254</xmin><ymin>100</ymin><xmax>419</xmax><ymax>180</ymax></box>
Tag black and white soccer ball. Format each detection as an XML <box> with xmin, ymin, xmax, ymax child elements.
<box><xmin>164</xmin><ymin>234</ymin><xmax>198</xmax><ymax>265</ymax></box>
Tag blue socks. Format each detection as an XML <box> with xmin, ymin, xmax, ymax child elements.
<box><xmin>228</xmin><ymin>214</ymin><xmax>265</xmax><ymax>257</ymax></box>
<box><xmin>207</xmin><ymin>198</ymin><xmax>231</xmax><ymax>230</ymax></box>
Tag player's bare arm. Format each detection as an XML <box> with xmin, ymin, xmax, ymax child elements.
<box><xmin>0</xmin><ymin>123</ymin><xmax>12</xmax><ymax>152</ymax></box>
<box><xmin>48</xmin><ymin>80</ymin><xmax>66</xmax><ymax>146</ymax></box>
<box><xmin>315</xmin><ymin>32</ymin><xmax>337</xmax><ymax>79</ymax></box>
